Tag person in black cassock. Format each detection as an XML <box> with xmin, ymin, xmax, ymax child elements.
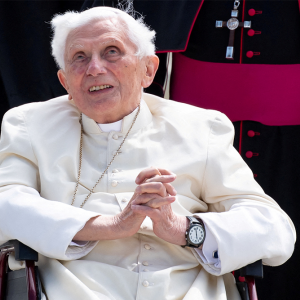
<box><xmin>80</xmin><ymin>1</ymin><xmax>300</xmax><ymax>300</ymax></box>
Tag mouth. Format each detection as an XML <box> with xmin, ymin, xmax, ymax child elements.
<box><xmin>89</xmin><ymin>85</ymin><xmax>113</xmax><ymax>92</ymax></box>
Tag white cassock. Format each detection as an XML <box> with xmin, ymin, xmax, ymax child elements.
<box><xmin>0</xmin><ymin>93</ymin><xmax>295</xmax><ymax>300</ymax></box>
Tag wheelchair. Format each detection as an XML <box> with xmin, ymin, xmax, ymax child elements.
<box><xmin>0</xmin><ymin>240</ymin><xmax>263</xmax><ymax>300</ymax></box>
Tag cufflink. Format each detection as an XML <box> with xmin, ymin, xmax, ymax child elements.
<box><xmin>212</xmin><ymin>250</ymin><xmax>218</xmax><ymax>259</ymax></box>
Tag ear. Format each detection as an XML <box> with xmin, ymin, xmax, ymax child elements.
<box><xmin>141</xmin><ymin>55</ymin><xmax>159</xmax><ymax>88</ymax></box>
<box><xmin>57</xmin><ymin>69</ymin><xmax>72</xmax><ymax>99</ymax></box>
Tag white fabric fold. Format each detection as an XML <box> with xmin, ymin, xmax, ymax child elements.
<box><xmin>195</xmin><ymin>223</ymin><xmax>221</xmax><ymax>269</ymax></box>
<box><xmin>0</xmin><ymin>185</ymin><xmax>99</xmax><ymax>260</ymax></box>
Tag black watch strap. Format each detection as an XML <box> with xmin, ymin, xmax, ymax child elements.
<box><xmin>187</xmin><ymin>216</ymin><xmax>203</xmax><ymax>226</ymax></box>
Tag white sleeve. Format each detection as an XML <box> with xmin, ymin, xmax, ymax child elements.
<box><xmin>0</xmin><ymin>107</ymin><xmax>99</xmax><ymax>260</ymax></box>
<box><xmin>0</xmin><ymin>185</ymin><xmax>99</xmax><ymax>260</ymax></box>
<box><xmin>191</xmin><ymin>112</ymin><xmax>296</xmax><ymax>276</ymax></box>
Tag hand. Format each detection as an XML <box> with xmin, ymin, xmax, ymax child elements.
<box><xmin>74</xmin><ymin>167</ymin><xmax>177</xmax><ymax>241</ymax></box>
<box><xmin>111</xmin><ymin>167</ymin><xmax>178</xmax><ymax>238</ymax></box>
<box><xmin>132</xmin><ymin>167</ymin><xmax>188</xmax><ymax>245</ymax></box>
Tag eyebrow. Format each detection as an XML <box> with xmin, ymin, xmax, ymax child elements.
<box><xmin>69</xmin><ymin>43</ymin><xmax>84</xmax><ymax>51</ymax></box>
<box><xmin>67</xmin><ymin>38</ymin><xmax>124</xmax><ymax>58</ymax></box>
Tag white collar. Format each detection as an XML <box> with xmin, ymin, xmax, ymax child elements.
<box><xmin>82</xmin><ymin>100</ymin><xmax>151</xmax><ymax>135</ymax></box>
<box><xmin>97</xmin><ymin>120</ymin><xmax>122</xmax><ymax>132</ymax></box>
<box><xmin>97</xmin><ymin>106</ymin><xmax>139</xmax><ymax>132</ymax></box>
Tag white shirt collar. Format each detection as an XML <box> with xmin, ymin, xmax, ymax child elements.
<box><xmin>97</xmin><ymin>120</ymin><xmax>122</xmax><ymax>132</ymax></box>
<box><xmin>96</xmin><ymin>106</ymin><xmax>139</xmax><ymax>133</ymax></box>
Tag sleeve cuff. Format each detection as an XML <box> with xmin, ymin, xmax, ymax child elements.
<box><xmin>194</xmin><ymin>222</ymin><xmax>221</xmax><ymax>269</ymax></box>
<box><xmin>65</xmin><ymin>241</ymin><xmax>99</xmax><ymax>260</ymax></box>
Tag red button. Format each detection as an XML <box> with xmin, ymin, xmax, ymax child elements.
<box><xmin>246</xmin><ymin>51</ymin><xmax>254</xmax><ymax>58</ymax></box>
<box><xmin>246</xmin><ymin>151</ymin><xmax>253</xmax><ymax>158</ymax></box>
<box><xmin>248</xmin><ymin>29</ymin><xmax>255</xmax><ymax>37</ymax></box>
<box><xmin>248</xmin><ymin>9</ymin><xmax>255</xmax><ymax>16</ymax></box>
<box><xmin>247</xmin><ymin>130</ymin><xmax>255</xmax><ymax>137</ymax></box>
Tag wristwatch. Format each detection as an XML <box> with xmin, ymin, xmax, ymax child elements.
<box><xmin>182</xmin><ymin>216</ymin><xmax>206</xmax><ymax>248</ymax></box>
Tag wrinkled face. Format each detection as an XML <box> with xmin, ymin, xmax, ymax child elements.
<box><xmin>58</xmin><ymin>18</ymin><xmax>158</xmax><ymax>123</ymax></box>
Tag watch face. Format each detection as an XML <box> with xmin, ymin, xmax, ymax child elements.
<box><xmin>189</xmin><ymin>225</ymin><xmax>205</xmax><ymax>245</ymax></box>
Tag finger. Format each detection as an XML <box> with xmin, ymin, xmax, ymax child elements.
<box><xmin>135</xmin><ymin>167</ymin><xmax>176</xmax><ymax>184</ymax></box>
<box><xmin>135</xmin><ymin>167</ymin><xmax>161</xmax><ymax>184</ymax></box>
<box><xmin>131</xmin><ymin>193</ymin><xmax>163</xmax><ymax>205</ymax></box>
<box><xmin>132</xmin><ymin>194</ymin><xmax>175</xmax><ymax>207</ymax></box>
<box><xmin>135</xmin><ymin>182</ymin><xmax>168</xmax><ymax>197</ymax></box>
<box><xmin>157</xmin><ymin>168</ymin><xmax>175</xmax><ymax>176</ymax></box>
<box><xmin>142</xmin><ymin>196</ymin><xmax>176</xmax><ymax>209</ymax></box>
<box><xmin>163</xmin><ymin>183</ymin><xmax>177</xmax><ymax>196</ymax></box>
<box><xmin>144</xmin><ymin>174</ymin><xmax>176</xmax><ymax>185</ymax></box>
<box><xmin>136</xmin><ymin>180</ymin><xmax>176</xmax><ymax>196</ymax></box>
<box><xmin>128</xmin><ymin>191</ymin><xmax>161</xmax><ymax>206</ymax></box>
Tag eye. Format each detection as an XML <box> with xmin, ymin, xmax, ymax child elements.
<box><xmin>73</xmin><ymin>53</ymin><xmax>86</xmax><ymax>61</ymax></box>
<box><xmin>105</xmin><ymin>47</ymin><xmax>120</xmax><ymax>59</ymax></box>
<box><xmin>108</xmin><ymin>49</ymin><xmax>118</xmax><ymax>55</ymax></box>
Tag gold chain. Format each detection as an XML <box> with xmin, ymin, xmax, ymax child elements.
<box><xmin>71</xmin><ymin>104</ymin><xmax>141</xmax><ymax>208</ymax></box>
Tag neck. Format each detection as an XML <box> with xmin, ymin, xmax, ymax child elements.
<box><xmin>94</xmin><ymin>103</ymin><xmax>140</xmax><ymax>124</ymax></box>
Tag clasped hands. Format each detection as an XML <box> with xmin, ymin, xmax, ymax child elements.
<box><xmin>74</xmin><ymin>167</ymin><xmax>187</xmax><ymax>246</ymax></box>
<box><xmin>113</xmin><ymin>167</ymin><xmax>187</xmax><ymax>246</ymax></box>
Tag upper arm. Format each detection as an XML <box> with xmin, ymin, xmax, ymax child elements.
<box><xmin>0</xmin><ymin>107</ymin><xmax>39</xmax><ymax>190</ymax></box>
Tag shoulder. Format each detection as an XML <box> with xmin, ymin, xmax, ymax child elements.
<box><xmin>4</xmin><ymin>95</ymin><xmax>78</xmax><ymax>120</ymax></box>
<box><xmin>143</xmin><ymin>92</ymin><xmax>233</xmax><ymax>132</ymax></box>
<box><xmin>2</xmin><ymin>95</ymin><xmax>80</xmax><ymax>133</ymax></box>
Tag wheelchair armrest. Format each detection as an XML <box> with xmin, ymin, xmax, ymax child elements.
<box><xmin>0</xmin><ymin>240</ymin><xmax>38</xmax><ymax>262</ymax></box>
<box><xmin>239</xmin><ymin>260</ymin><xmax>263</xmax><ymax>278</ymax></box>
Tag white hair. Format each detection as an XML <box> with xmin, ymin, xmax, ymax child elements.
<box><xmin>51</xmin><ymin>6</ymin><xmax>156</xmax><ymax>70</ymax></box>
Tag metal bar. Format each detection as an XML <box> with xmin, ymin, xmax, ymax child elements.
<box><xmin>0</xmin><ymin>250</ymin><xmax>10</xmax><ymax>300</ymax></box>
<box><xmin>26</xmin><ymin>260</ymin><xmax>37</xmax><ymax>300</ymax></box>
<box><xmin>245</xmin><ymin>276</ymin><xmax>258</xmax><ymax>300</ymax></box>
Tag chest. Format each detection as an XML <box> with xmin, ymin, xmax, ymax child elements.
<box><xmin>37</xmin><ymin>120</ymin><xmax>210</xmax><ymax>214</ymax></box>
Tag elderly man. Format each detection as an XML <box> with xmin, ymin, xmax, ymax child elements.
<box><xmin>0</xmin><ymin>6</ymin><xmax>295</xmax><ymax>300</ymax></box>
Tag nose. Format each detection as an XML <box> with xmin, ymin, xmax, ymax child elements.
<box><xmin>86</xmin><ymin>56</ymin><xmax>107</xmax><ymax>76</ymax></box>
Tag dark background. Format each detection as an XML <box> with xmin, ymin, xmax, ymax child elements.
<box><xmin>0</xmin><ymin>0</ymin><xmax>84</xmax><ymax>130</ymax></box>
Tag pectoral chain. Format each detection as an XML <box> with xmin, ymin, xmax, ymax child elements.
<box><xmin>71</xmin><ymin>104</ymin><xmax>140</xmax><ymax>208</ymax></box>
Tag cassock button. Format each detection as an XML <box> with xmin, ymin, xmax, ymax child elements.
<box><xmin>121</xmin><ymin>198</ymin><xmax>128</xmax><ymax>202</ymax></box>
<box><xmin>142</xmin><ymin>281</ymin><xmax>149</xmax><ymax>287</ymax></box>
<box><xmin>248</xmin><ymin>9</ymin><xmax>255</xmax><ymax>16</ymax></box>
<box><xmin>246</xmin><ymin>51</ymin><xmax>254</xmax><ymax>58</ymax></box>
<box><xmin>246</xmin><ymin>151</ymin><xmax>253</xmax><ymax>158</ymax></box>
<box><xmin>112</xmin><ymin>134</ymin><xmax>119</xmax><ymax>140</ymax></box>
<box><xmin>247</xmin><ymin>130</ymin><xmax>255</xmax><ymax>137</ymax></box>
<box><xmin>142</xmin><ymin>261</ymin><xmax>149</xmax><ymax>266</ymax></box>
<box><xmin>247</xmin><ymin>29</ymin><xmax>255</xmax><ymax>37</ymax></box>
<box><xmin>144</xmin><ymin>244</ymin><xmax>151</xmax><ymax>250</ymax></box>
<box><xmin>111</xmin><ymin>180</ymin><xmax>118</xmax><ymax>187</ymax></box>
<box><xmin>112</xmin><ymin>169</ymin><xmax>119</xmax><ymax>173</ymax></box>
